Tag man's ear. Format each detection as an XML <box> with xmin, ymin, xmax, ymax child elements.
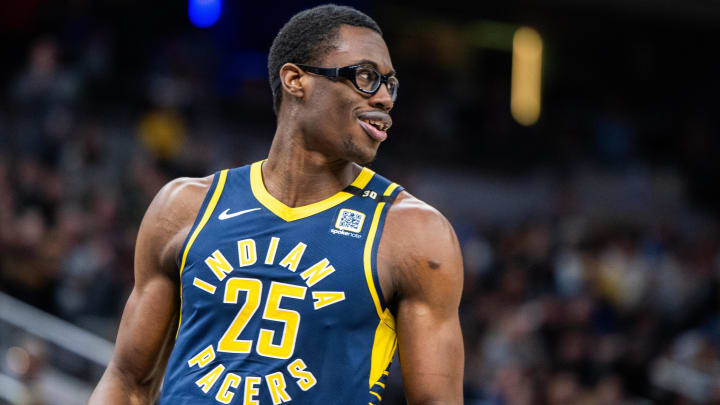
<box><xmin>279</xmin><ymin>63</ymin><xmax>308</xmax><ymax>101</ymax></box>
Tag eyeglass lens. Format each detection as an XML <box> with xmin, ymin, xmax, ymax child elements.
<box><xmin>355</xmin><ymin>67</ymin><xmax>398</xmax><ymax>99</ymax></box>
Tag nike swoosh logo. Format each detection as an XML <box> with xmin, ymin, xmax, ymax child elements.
<box><xmin>218</xmin><ymin>208</ymin><xmax>262</xmax><ymax>220</ymax></box>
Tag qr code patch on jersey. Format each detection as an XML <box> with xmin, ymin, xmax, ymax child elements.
<box><xmin>335</xmin><ymin>208</ymin><xmax>366</xmax><ymax>233</ymax></box>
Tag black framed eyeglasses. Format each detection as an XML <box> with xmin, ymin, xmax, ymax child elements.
<box><xmin>295</xmin><ymin>64</ymin><xmax>398</xmax><ymax>102</ymax></box>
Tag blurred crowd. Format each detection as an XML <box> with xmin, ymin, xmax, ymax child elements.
<box><xmin>0</xmin><ymin>36</ymin><xmax>223</xmax><ymax>335</ymax></box>
<box><xmin>2</xmin><ymin>4</ymin><xmax>720</xmax><ymax>404</ymax></box>
<box><xmin>459</xmin><ymin>218</ymin><xmax>720</xmax><ymax>404</ymax></box>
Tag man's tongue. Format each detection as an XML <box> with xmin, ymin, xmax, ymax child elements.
<box><xmin>359</xmin><ymin>119</ymin><xmax>387</xmax><ymax>142</ymax></box>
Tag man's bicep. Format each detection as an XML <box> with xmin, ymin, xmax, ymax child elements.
<box><xmin>396</xmin><ymin>274</ymin><xmax>464</xmax><ymax>404</ymax></box>
<box><xmin>397</xmin><ymin>300</ymin><xmax>464</xmax><ymax>404</ymax></box>
<box><xmin>112</xmin><ymin>275</ymin><xmax>179</xmax><ymax>383</ymax></box>
<box><xmin>90</xmin><ymin>272</ymin><xmax>179</xmax><ymax>404</ymax></box>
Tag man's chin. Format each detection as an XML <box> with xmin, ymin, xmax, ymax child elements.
<box><xmin>343</xmin><ymin>139</ymin><xmax>379</xmax><ymax>165</ymax></box>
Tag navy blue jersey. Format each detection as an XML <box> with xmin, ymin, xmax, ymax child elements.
<box><xmin>159</xmin><ymin>161</ymin><xmax>404</xmax><ymax>404</ymax></box>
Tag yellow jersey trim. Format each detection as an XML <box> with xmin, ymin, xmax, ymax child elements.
<box><xmin>363</xmin><ymin>182</ymin><xmax>400</xmax><ymax>318</ymax></box>
<box><xmin>368</xmin><ymin>308</ymin><xmax>397</xmax><ymax>389</ymax></box>
<box><xmin>249</xmin><ymin>160</ymin><xmax>375</xmax><ymax>222</ymax></box>
<box><xmin>176</xmin><ymin>169</ymin><xmax>229</xmax><ymax>335</ymax></box>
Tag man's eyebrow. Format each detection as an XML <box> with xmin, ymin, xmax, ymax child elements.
<box><xmin>353</xmin><ymin>59</ymin><xmax>396</xmax><ymax>76</ymax></box>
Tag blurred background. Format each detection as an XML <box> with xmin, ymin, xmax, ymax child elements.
<box><xmin>1</xmin><ymin>0</ymin><xmax>720</xmax><ymax>404</ymax></box>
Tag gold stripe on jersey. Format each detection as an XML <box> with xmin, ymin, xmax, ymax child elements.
<box><xmin>250</xmin><ymin>160</ymin><xmax>375</xmax><ymax>222</ymax></box>
<box><xmin>363</xmin><ymin>182</ymin><xmax>399</xmax><ymax>318</ymax></box>
<box><xmin>364</xmin><ymin>182</ymin><xmax>400</xmax><ymax>392</ymax></box>
<box><xmin>176</xmin><ymin>169</ymin><xmax>229</xmax><ymax>335</ymax></box>
<box><xmin>368</xmin><ymin>308</ymin><xmax>397</xmax><ymax>390</ymax></box>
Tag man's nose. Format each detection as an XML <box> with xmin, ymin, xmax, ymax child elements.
<box><xmin>369</xmin><ymin>83</ymin><xmax>394</xmax><ymax>112</ymax></box>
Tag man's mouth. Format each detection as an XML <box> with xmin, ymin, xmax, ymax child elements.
<box><xmin>359</xmin><ymin>119</ymin><xmax>390</xmax><ymax>132</ymax></box>
<box><xmin>357</xmin><ymin>111</ymin><xmax>392</xmax><ymax>142</ymax></box>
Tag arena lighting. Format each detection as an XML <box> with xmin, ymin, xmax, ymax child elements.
<box><xmin>188</xmin><ymin>0</ymin><xmax>222</xmax><ymax>28</ymax></box>
<box><xmin>511</xmin><ymin>27</ymin><xmax>543</xmax><ymax>126</ymax></box>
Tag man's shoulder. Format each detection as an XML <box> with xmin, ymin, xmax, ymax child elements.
<box><xmin>386</xmin><ymin>191</ymin><xmax>450</xmax><ymax>234</ymax></box>
<box><xmin>137</xmin><ymin>174</ymin><xmax>216</xmax><ymax>272</ymax></box>
<box><xmin>148</xmin><ymin>175</ymin><xmax>216</xmax><ymax>222</ymax></box>
<box><xmin>140</xmin><ymin>175</ymin><xmax>213</xmax><ymax>254</ymax></box>
<box><xmin>380</xmin><ymin>190</ymin><xmax>459</xmax><ymax>262</ymax></box>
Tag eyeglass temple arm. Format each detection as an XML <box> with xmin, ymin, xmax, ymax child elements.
<box><xmin>296</xmin><ymin>65</ymin><xmax>340</xmax><ymax>78</ymax></box>
<box><xmin>272</xmin><ymin>65</ymin><xmax>339</xmax><ymax>91</ymax></box>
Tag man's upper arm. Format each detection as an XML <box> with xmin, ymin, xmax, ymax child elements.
<box><xmin>89</xmin><ymin>176</ymin><xmax>211</xmax><ymax>404</ymax></box>
<box><xmin>379</xmin><ymin>193</ymin><xmax>464</xmax><ymax>405</ymax></box>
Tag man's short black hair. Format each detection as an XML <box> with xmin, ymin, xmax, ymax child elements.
<box><xmin>268</xmin><ymin>4</ymin><xmax>382</xmax><ymax>115</ymax></box>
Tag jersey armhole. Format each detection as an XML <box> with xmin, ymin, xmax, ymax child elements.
<box><xmin>363</xmin><ymin>182</ymin><xmax>404</xmax><ymax>319</ymax></box>
<box><xmin>175</xmin><ymin>169</ymin><xmax>228</xmax><ymax>338</ymax></box>
<box><xmin>176</xmin><ymin>169</ymin><xmax>229</xmax><ymax>274</ymax></box>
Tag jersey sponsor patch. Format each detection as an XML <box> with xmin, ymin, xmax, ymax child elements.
<box><xmin>334</xmin><ymin>208</ymin><xmax>365</xmax><ymax>233</ymax></box>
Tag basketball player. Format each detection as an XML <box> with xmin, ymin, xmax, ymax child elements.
<box><xmin>90</xmin><ymin>5</ymin><xmax>463</xmax><ymax>404</ymax></box>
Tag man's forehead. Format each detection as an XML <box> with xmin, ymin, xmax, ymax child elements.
<box><xmin>323</xmin><ymin>25</ymin><xmax>394</xmax><ymax>73</ymax></box>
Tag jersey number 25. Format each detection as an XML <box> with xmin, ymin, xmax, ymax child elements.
<box><xmin>217</xmin><ymin>278</ymin><xmax>306</xmax><ymax>359</ymax></box>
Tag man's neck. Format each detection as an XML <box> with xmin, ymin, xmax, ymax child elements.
<box><xmin>263</xmin><ymin>127</ymin><xmax>360</xmax><ymax>208</ymax></box>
